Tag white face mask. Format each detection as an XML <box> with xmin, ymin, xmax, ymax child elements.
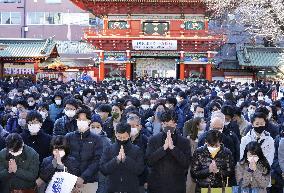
<box><xmin>194</xmin><ymin>113</ymin><xmax>204</xmax><ymax>118</ymax></box>
<box><xmin>247</xmin><ymin>156</ymin><xmax>259</xmax><ymax>163</ymax></box>
<box><xmin>77</xmin><ymin>120</ymin><xmax>89</xmax><ymax>133</ymax></box>
<box><xmin>9</xmin><ymin>148</ymin><xmax>23</xmax><ymax>157</ymax></box>
<box><xmin>141</xmin><ymin>105</ymin><xmax>150</xmax><ymax>110</ymax></box>
<box><xmin>18</xmin><ymin>119</ymin><xmax>26</xmax><ymax>127</ymax></box>
<box><xmin>43</xmin><ymin>93</ymin><xmax>48</xmax><ymax>97</ymax></box>
<box><xmin>130</xmin><ymin>127</ymin><xmax>139</xmax><ymax>137</ymax></box>
<box><xmin>55</xmin><ymin>99</ymin><xmax>62</xmax><ymax>106</ymax></box>
<box><xmin>248</xmin><ymin>109</ymin><xmax>255</xmax><ymax>115</ymax></box>
<box><xmin>207</xmin><ymin>146</ymin><xmax>219</xmax><ymax>154</ymax></box>
<box><xmin>258</xmin><ymin>96</ymin><xmax>264</xmax><ymax>101</ymax></box>
<box><xmin>39</xmin><ymin>111</ymin><xmax>48</xmax><ymax>120</ymax></box>
<box><xmin>28</xmin><ymin>124</ymin><xmax>41</xmax><ymax>134</ymax></box>
<box><xmin>90</xmin><ymin>128</ymin><xmax>102</xmax><ymax>135</ymax></box>
<box><xmin>65</xmin><ymin>110</ymin><xmax>76</xmax><ymax>118</ymax></box>
<box><xmin>277</xmin><ymin>110</ymin><xmax>282</xmax><ymax>115</ymax></box>
<box><xmin>150</xmin><ymin>104</ymin><xmax>155</xmax><ymax>108</ymax></box>
<box><xmin>28</xmin><ymin>101</ymin><xmax>35</xmax><ymax>107</ymax></box>
<box><xmin>176</xmin><ymin>97</ymin><xmax>182</xmax><ymax>103</ymax></box>
<box><xmin>224</xmin><ymin>121</ymin><xmax>230</xmax><ymax>126</ymax></box>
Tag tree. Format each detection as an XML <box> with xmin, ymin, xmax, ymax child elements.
<box><xmin>204</xmin><ymin>0</ymin><xmax>284</xmax><ymax>42</ymax></box>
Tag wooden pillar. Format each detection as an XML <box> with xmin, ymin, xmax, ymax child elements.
<box><xmin>99</xmin><ymin>50</ymin><xmax>105</xmax><ymax>81</ymax></box>
<box><xmin>0</xmin><ymin>62</ymin><xmax>3</xmax><ymax>78</ymax></box>
<box><xmin>206</xmin><ymin>52</ymin><xmax>212</xmax><ymax>81</ymax></box>
<box><xmin>179</xmin><ymin>51</ymin><xmax>185</xmax><ymax>80</ymax></box>
<box><xmin>126</xmin><ymin>50</ymin><xmax>131</xmax><ymax>80</ymax></box>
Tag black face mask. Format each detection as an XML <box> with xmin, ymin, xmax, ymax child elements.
<box><xmin>254</xmin><ymin>126</ymin><xmax>266</xmax><ymax>134</ymax></box>
<box><xmin>163</xmin><ymin>126</ymin><xmax>175</xmax><ymax>134</ymax></box>
<box><xmin>116</xmin><ymin>139</ymin><xmax>129</xmax><ymax>146</ymax></box>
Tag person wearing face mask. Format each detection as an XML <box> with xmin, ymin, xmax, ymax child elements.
<box><xmin>20</xmin><ymin>111</ymin><xmax>52</xmax><ymax>163</ymax></box>
<box><xmin>53</xmin><ymin>98</ymin><xmax>79</xmax><ymax>136</ymax></box>
<box><xmin>146</xmin><ymin>110</ymin><xmax>191</xmax><ymax>193</ymax></box>
<box><xmin>37</xmin><ymin>136</ymin><xmax>80</xmax><ymax>192</ymax></box>
<box><xmin>236</xmin><ymin>141</ymin><xmax>270</xmax><ymax>193</ymax></box>
<box><xmin>139</xmin><ymin>98</ymin><xmax>154</xmax><ymax>126</ymax></box>
<box><xmin>100</xmin><ymin>122</ymin><xmax>144</xmax><ymax>193</ymax></box>
<box><xmin>0</xmin><ymin>98</ymin><xmax>13</xmax><ymax>128</ymax></box>
<box><xmin>273</xmin><ymin>100</ymin><xmax>284</xmax><ymax>125</ymax></box>
<box><xmin>27</xmin><ymin>95</ymin><xmax>37</xmax><ymax>111</ymax></box>
<box><xmin>240</xmin><ymin>112</ymin><xmax>275</xmax><ymax>166</ymax></box>
<box><xmin>0</xmin><ymin>133</ymin><xmax>39</xmax><ymax>193</ymax></box>
<box><xmin>221</xmin><ymin>105</ymin><xmax>241</xmax><ymax>140</ymax></box>
<box><xmin>127</xmin><ymin>115</ymin><xmax>149</xmax><ymax>193</ymax></box>
<box><xmin>191</xmin><ymin>130</ymin><xmax>234</xmax><ymax>193</ymax></box>
<box><xmin>193</xmin><ymin>105</ymin><xmax>205</xmax><ymax>119</ymax></box>
<box><xmin>233</xmin><ymin>107</ymin><xmax>251</xmax><ymax>137</ymax></box>
<box><xmin>48</xmin><ymin>91</ymin><xmax>64</xmax><ymax>123</ymax></box>
<box><xmin>36</xmin><ymin>103</ymin><xmax>54</xmax><ymax>135</ymax></box>
<box><xmin>176</xmin><ymin>91</ymin><xmax>191</xmax><ymax>121</ymax></box>
<box><xmin>103</xmin><ymin>103</ymin><xmax>124</xmax><ymax>141</ymax></box>
<box><xmin>96</xmin><ymin>104</ymin><xmax>112</xmax><ymax>124</ymax></box>
<box><xmin>145</xmin><ymin>103</ymin><xmax>166</xmax><ymax>136</ymax></box>
<box><xmin>66</xmin><ymin>108</ymin><xmax>103</xmax><ymax>193</ymax></box>
<box><xmin>165</xmin><ymin>97</ymin><xmax>185</xmax><ymax>135</ymax></box>
<box><xmin>90</xmin><ymin>115</ymin><xmax>111</xmax><ymax>193</ymax></box>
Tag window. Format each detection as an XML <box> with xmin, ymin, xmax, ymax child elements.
<box><xmin>62</xmin><ymin>13</ymin><xmax>89</xmax><ymax>26</ymax></box>
<box><xmin>27</xmin><ymin>12</ymin><xmax>44</xmax><ymax>24</ymax></box>
<box><xmin>45</xmin><ymin>0</ymin><xmax>61</xmax><ymax>3</ymax></box>
<box><xmin>45</xmin><ymin>12</ymin><xmax>61</xmax><ymax>24</ymax></box>
<box><xmin>0</xmin><ymin>12</ymin><xmax>21</xmax><ymax>24</ymax></box>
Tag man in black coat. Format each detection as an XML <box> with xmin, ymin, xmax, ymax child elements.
<box><xmin>100</xmin><ymin>122</ymin><xmax>144</xmax><ymax>193</ymax></box>
<box><xmin>21</xmin><ymin>110</ymin><xmax>52</xmax><ymax>163</ymax></box>
<box><xmin>146</xmin><ymin>110</ymin><xmax>191</xmax><ymax>193</ymax></box>
<box><xmin>66</xmin><ymin>108</ymin><xmax>103</xmax><ymax>191</ymax></box>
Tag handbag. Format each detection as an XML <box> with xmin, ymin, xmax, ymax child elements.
<box><xmin>201</xmin><ymin>177</ymin><xmax>233</xmax><ymax>193</ymax></box>
<box><xmin>10</xmin><ymin>189</ymin><xmax>36</xmax><ymax>193</ymax></box>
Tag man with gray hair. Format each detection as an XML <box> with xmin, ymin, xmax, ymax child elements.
<box><xmin>127</xmin><ymin>115</ymin><xmax>149</xmax><ymax>193</ymax></box>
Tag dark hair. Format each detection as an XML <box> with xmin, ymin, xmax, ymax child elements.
<box><xmin>240</xmin><ymin>141</ymin><xmax>270</xmax><ymax>175</ymax></box>
<box><xmin>178</xmin><ymin>91</ymin><xmax>187</xmax><ymax>99</ymax></box>
<box><xmin>273</xmin><ymin>100</ymin><xmax>282</xmax><ymax>108</ymax></box>
<box><xmin>255</xmin><ymin>106</ymin><xmax>269</xmax><ymax>116</ymax></box>
<box><xmin>249</xmin><ymin>102</ymin><xmax>257</xmax><ymax>107</ymax></box>
<box><xmin>50</xmin><ymin>136</ymin><xmax>69</xmax><ymax>154</ymax></box>
<box><xmin>75</xmin><ymin>108</ymin><xmax>92</xmax><ymax>120</ymax></box>
<box><xmin>96</xmin><ymin>104</ymin><xmax>112</xmax><ymax>114</ymax></box>
<box><xmin>115</xmin><ymin>122</ymin><xmax>131</xmax><ymax>134</ymax></box>
<box><xmin>166</xmin><ymin>97</ymin><xmax>177</xmax><ymax>107</ymax></box>
<box><xmin>194</xmin><ymin>105</ymin><xmax>204</xmax><ymax>112</ymax></box>
<box><xmin>221</xmin><ymin>105</ymin><xmax>235</xmax><ymax>118</ymax></box>
<box><xmin>205</xmin><ymin>130</ymin><xmax>222</xmax><ymax>146</ymax></box>
<box><xmin>6</xmin><ymin>133</ymin><xmax>23</xmax><ymax>152</ymax></box>
<box><xmin>209</xmin><ymin>102</ymin><xmax>221</xmax><ymax>112</ymax></box>
<box><xmin>251</xmin><ymin>112</ymin><xmax>267</xmax><ymax>124</ymax></box>
<box><xmin>26</xmin><ymin>110</ymin><xmax>43</xmax><ymax>123</ymax></box>
<box><xmin>64</xmin><ymin>97</ymin><xmax>79</xmax><ymax>108</ymax></box>
<box><xmin>112</xmin><ymin>102</ymin><xmax>124</xmax><ymax>112</ymax></box>
<box><xmin>233</xmin><ymin>107</ymin><xmax>242</xmax><ymax>117</ymax></box>
<box><xmin>36</xmin><ymin>102</ymin><xmax>49</xmax><ymax>111</ymax></box>
<box><xmin>16</xmin><ymin>99</ymin><xmax>28</xmax><ymax>109</ymax></box>
<box><xmin>152</xmin><ymin>103</ymin><xmax>166</xmax><ymax>112</ymax></box>
<box><xmin>184</xmin><ymin>117</ymin><xmax>203</xmax><ymax>140</ymax></box>
<box><xmin>160</xmin><ymin>110</ymin><xmax>178</xmax><ymax>123</ymax></box>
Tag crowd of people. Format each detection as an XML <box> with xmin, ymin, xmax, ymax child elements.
<box><xmin>0</xmin><ymin>77</ymin><xmax>284</xmax><ymax>193</ymax></box>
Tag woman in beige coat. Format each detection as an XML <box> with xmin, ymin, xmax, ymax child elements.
<box><xmin>236</xmin><ymin>141</ymin><xmax>271</xmax><ymax>193</ymax></box>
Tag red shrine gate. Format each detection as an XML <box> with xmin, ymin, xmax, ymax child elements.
<box><xmin>70</xmin><ymin>0</ymin><xmax>224</xmax><ymax>81</ymax></box>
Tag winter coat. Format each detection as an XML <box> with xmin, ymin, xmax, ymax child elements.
<box><xmin>5</xmin><ymin>117</ymin><xmax>22</xmax><ymax>134</ymax></box>
<box><xmin>20</xmin><ymin>129</ymin><xmax>52</xmax><ymax>163</ymax></box>
<box><xmin>103</xmin><ymin>117</ymin><xmax>115</xmax><ymax>140</ymax></box>
<box><xmin>53</xmin><ymin>115</ymin><xmax>77</xmax><ymax>136</ymax></box>
<box><xmin>146</xmin><ymin>132</ymin><xmax>191</xmax><ymax>193</ymax></box>
<box><xmin>39</xmin><ymin>155</ymin><xmax>80</xmax><ymax>183</ymax></box>
<box><xmin>100</xmin><ymin>141</ymin><xmax>144</xmax><ymax>193</ymax></box>
<box><xmin>191</xmin><ymin>145</ymin><xmax>234</xmax><ymax>193</ymax></box>
<box><xmin>224</xmin><ymin>121</ymin><xmax>241</xmax><ymax>141</ymax></box>
<box><xmin>175</xmin><ymin>106</ymin><xmax>186</xmax><ymax>134</ymax></box>
<box><xmin>235</xmin><ymin>162</ymin><xmax>270</xmax><ymax>193</ymax></box>
<box><xmin>177</xmin><ymin>100</ymin><xmax>191</xmax><ymax>121</ymax></box>
<box><xmin>278</xmin><ymin>137</ymin><xmax>284</xmax><ymax>175</ymax></box>
<box><xmin>198</xmin><ymin>131</ymin><xmax>239</xmax><ymax>165</ymax></box>
<box><xmin>41</xmin><ymin>117</ymin><xmax>54</xmax><ymax>135</ymax></box>
<box><xmin>65</xmin><ymin>130</ymin><xmax>103</xmax><ymax>183</ymax></box>
<box><xmin>0</xmin><ymin>145</ymin><xmax>40</xmax><ymax>193</ymax></box>
<box><xmin>240</xmin><ymin>130</ymin><xmax>275</xmax><ymax>166</ymax></box>
<box><xmin>132</xmin><ymin>133</ymin><xmax>149</xmax><ymax>186</ymax></box>
<box><xmin>271</xmin><ymin>135</ymin><xmax>284</xmax><ymax>188</ymax></box>
<box><xmin>145</xmin><ymin>117</ymin><xmax>162</xmax><ymax>136</ymax></box>
<box><xmin>48</xmin><ymin>103</ymin><xmax>63</xmax><ymax>123</ymax></box>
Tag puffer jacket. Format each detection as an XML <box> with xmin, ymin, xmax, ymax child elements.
<box><xmin>0</xmin><ymin>145</ymin><xmax>40</xmax><ymax>193</ymax></box>
<box><xmin>48</xmin><ymin>103</ymin><xmax>63</xmax><ymax>123</ymax></box>
<box><xmin>65</xmin><ymin>130</ymin><xmax>103</xmax><ymax>183</ymax></box>
<box><xmin>191</xmin><ymin>145</ymin><xmax>234</xmax><ymax>193</ymax></box>
<box><xmin>53</xmin><ymin>115</ymin><xmax>77</xmax><ymax>136</ymax></box>
<box><xmin>235</xmin><ymin>162</ymin><xmax>270</xmax><ymax>193</ymax></box>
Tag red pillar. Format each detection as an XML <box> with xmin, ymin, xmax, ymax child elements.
<box><xmin>99</xmin><ymin>51</ymin><xmax>105</xmax><ymax>81</ymax></box>
<box><xmin>179</xmin><ymin>51</ymin><xmax>185</xmax><ymax>80</ymax></box>
<box><xmin>206</xmin><ymin>64</ymin><xmax>212</xmax><ymax>81</ymax></box>
<box><xmin>126</xmin><ymin>50</ymin><xmax>131</xmax><ymax>80</ymax></box>
<box><xmin>34</xmin><ymin>60</ymin><xmax>40</xmax><ymax>81</ymax></box>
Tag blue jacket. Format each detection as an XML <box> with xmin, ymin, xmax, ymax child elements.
<box><xmin>175</xmin><ymin>107</ymin><xmax>185</xmax><ymax>135</ymax></box>
<box><xmin>20</xmin><ymin>129</ymin><xmax>52</xmax><ymax>163</ymax></box>
<box><xmin>5</xmin><ymin>117</ymin><xmax>22</xmax><ymax>134</ymax></box>
<box><xmin>49</xmin><ymin>103</ymin><xmax>63</xmax><ymax>123</ymax></box>
<box><xmin>39</xmin><ymin>155</ymin><xmax>80</xmax><ymax>183</ymax></box>
<box><xmin>271</xmin><ymin>135</ymin><xmax>284</xmax><ymax>187</ymax></box>
<box><xmin>244</xmin><ymin>121</ymin><xmax>279</xmax><ymax>139</ymax></box>
<box><xmin>100</xmin><ymin>141</ymin><xmax>144</xmax><ymax>193</ymax></box>
<box><xmin>53</xmin><ymin>115</ymin><xmax>78</xmax><ymax>136</ymax></box>
<box><xmin>66</xmin><ymin>130</ymin><xmax>103</xmax><ymax>183</ymax></box>
<box><xmin>177</xmin><ymin>100</ymin><xmax>191</xmax><ymax>121</ymax></box>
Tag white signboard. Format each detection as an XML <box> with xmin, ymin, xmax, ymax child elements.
<box><xmin>132</xmin><ymin>40</ymin><xmax>177</xmax><ymax>50</ymax></box>
<box><xmin>4</xmin><ymin>63</ymin><xmax>34</xmax><ymax>75</ymax></box>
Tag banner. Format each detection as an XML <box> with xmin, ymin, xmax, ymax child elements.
<box><xmin>132</xmin><ymin>40</ymin><xmax>177</xmax><ymax>51</ymax></box>
<box><xmin>4</xmin><ymin>63</ymin><xmax>34</xmax><ymax>75</ymax></box>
